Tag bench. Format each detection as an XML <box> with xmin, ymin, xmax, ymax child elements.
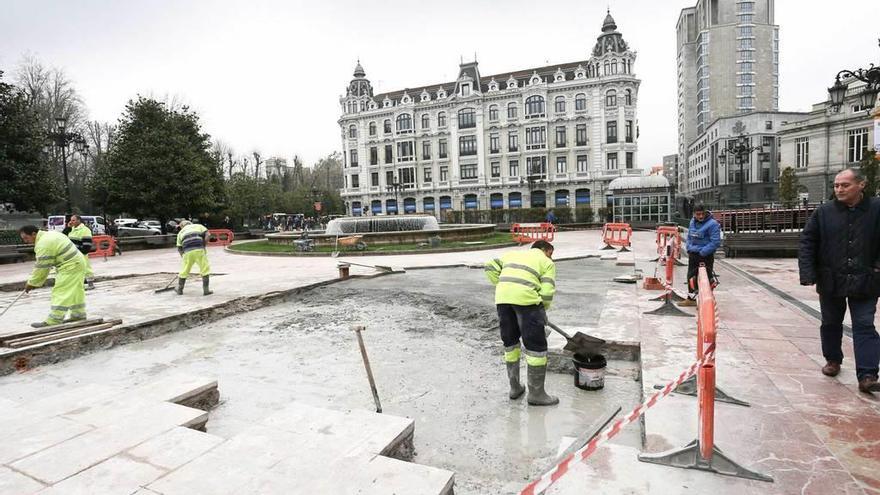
<box><xmin>723</xmin><ymin>232</ymin><xmax>800</xmax><ymax>258</ymax></box>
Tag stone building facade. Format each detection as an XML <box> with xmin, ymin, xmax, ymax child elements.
<box><xmin>338</xmin><ymin>11</ymin><xmax>641</xmax><ymax>217</ymax></box>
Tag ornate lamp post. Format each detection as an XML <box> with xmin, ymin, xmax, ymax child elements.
<box><xmin>386</xmin><ymin>175</ymin><xmax>404</xmax><ymax>215</ymax></box>
<box><xmin>827</xmin><ymin>43</ymin><xmax>880</xmax><ymax>113</ymax></box>
<box><xmin>47</xmin><ymin>117</ymin><xmax>88</xmax><ymax>212</ymax></box>
<box><xmin>718</xmin><ymin>121</ymin><xmax>762</xmax><ymax>207</ymax></box>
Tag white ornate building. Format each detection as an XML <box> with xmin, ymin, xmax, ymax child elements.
<box><xmin>337</xmin><ymin>11</ymin><xmax>641</xmax><ymax>216</ymax></box>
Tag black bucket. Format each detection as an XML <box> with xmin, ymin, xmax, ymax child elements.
<box><xmin>573</xmin><ymin>353</ymin><xmax>607</xmax><ymax>391</ymax></box>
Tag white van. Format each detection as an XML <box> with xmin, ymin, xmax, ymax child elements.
<box><xmin>47</xmin><ymin>215</ymin><xmax>107</xmax><ymax>235</ymax></box>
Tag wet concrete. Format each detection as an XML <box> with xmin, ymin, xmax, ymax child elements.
<box><xmin>0</xmin><ymin>260</ymin><xmax>641</xmax><ymax>494</ymax></box>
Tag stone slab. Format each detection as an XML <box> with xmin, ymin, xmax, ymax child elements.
<box><xmin>37</xmin><ymin>455</ymin><xmax>166</xmax><ymax>495</ymax></box>
<box><xmin>0</xmin><ymin>416</ymin><xmax>92</xmax><ymax>464</ymax></box>
<box><xmin>126</xmin><ymin>426</ymin><xmax>224</xmax><ymax>471</ymax></box>
<box><xmin>0</xmin><ymin>465</ymin><xmax>44</xmax><ymax>495</ymax></box>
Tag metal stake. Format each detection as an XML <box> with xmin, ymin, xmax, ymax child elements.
<box><xmin>352</xmin><ymin>325</ymin><xmax>382</xmax><ymax>413</ymax></box>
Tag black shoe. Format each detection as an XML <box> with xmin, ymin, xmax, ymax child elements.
<box><xmin>858</xmin><ymin>375</ymin><xmax>880</xmax><ymax>394</ymax></box>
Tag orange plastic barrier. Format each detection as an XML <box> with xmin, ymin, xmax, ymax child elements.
<box><xmin>695</xmin><ymin>265</ymin><xmax>717</xmax><ymax>460</ymax></box>
<box><xmin>207</xmin><ymin>229</ymin><xmax>234</xmax><ymax>246</ymax></box>
<box><xmin>600</xmin><ymin>223</ymin><xmax>632</xmax><ymax>251</ymax></box>
<box><xmin>510</xmin><ymin>223</ymin><xmax>556</xmax><ymax>245</ymax></box>
<box><xmin>89</xmin><ymin>235</ymin><xmax>117</xmax><ymax>258</ymax></box>
<box><xmin>655</xmin><ymin>226</ymin><xmax>682</xmax><ymax>259</ymax></box>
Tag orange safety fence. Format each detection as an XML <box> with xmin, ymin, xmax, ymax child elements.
<box><xmin>600</xmin><ymin>223</ymin><xmax>632</xmax><ymax>251</ymax></box>
<box><xmin>645</xmin><ymin>226</ymin><xmax>683</xmax><ymax>290</ymax></box>
<box><xmin>510</xmin><ymin>223</ymin><xmax>555</xmax><ymax>245</ymax></box>
<box><xmin>207</xmin><ymin>229</ymin><xmax>235</xmax><ymax>246</ymax></box>
<box><xmin>695</xmin><ymin>265</ymin><xmax>717</xmax><ymax>460</ymax></box>
<box><xmin>89</xmin><ymin>235</ymin><xmax>117</xmax><ymax>258</ymax></box>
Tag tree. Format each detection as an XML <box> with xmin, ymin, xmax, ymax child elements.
<box><xmin>94</xmin><ymin>96</ymin><xmax>224</xmax><ymax>229</ymax></box>
<box><xmin>0</xmin><ymin>70</ymin><xmax>59</xmax><ymax>212</ymax></box>
<box><xmin>778</xmin><ymin>166</ymin><xmax>798</xmax><ymax>208</ymax></box>
<box><xmin>860</xmin><ymin>151</ymin><xmax>880</xmax><ymax>197</ymax></box>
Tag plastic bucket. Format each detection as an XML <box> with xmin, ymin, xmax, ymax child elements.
<box><xmin>573</xmin><ymin>353</ymin><xmax>607</xmax><ymax>391</ymax></box>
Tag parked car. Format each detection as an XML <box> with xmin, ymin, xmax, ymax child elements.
<box><xmin>116</xmin><ymin>222</ymin><xmax>162</xmax><ymax>237</ymax></box>
<box><xmin>142</xmin><ymin>220</ymin><xmax>162</xmax><ymax>230</ymax></box>
<box><xmin>114</xmin><ymin>218</ymin><xmax>138</xmax><ymax>226</ymax></box>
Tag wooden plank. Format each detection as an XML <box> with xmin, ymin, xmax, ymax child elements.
<box><xmin>6</xmin><ymin>322</ymin><xmax>119</xmax><ymax>348</ymax></box>
<box><xmin>0</xmin><ymin>318</ymin><xmax>105</xmax><ymax>345</ymax></box>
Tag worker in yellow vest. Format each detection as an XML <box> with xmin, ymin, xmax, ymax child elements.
<box><xmin>175</xmin><ymin>220</ymin><xmax>212</xmax><ymax>295</ymax></box>
<box><xmin>19</xmin><ymin>225</ymin><xmax>88</xmax><ymax>328</ymax></box>
<box><xmin>64</xmin><ymin>215</ymin><xmax>96</xmax><ymax>290</ymax></box>
<box><xmin>485</xmin><ymin>240</ymin><xmax>558</xmax><ymax>406</ymax></box>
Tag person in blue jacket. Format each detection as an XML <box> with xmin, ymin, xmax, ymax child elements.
<box><xmin>679</xmin><ymin>203</ymin><xmax>721</xmax><ymax>306</ymax></box>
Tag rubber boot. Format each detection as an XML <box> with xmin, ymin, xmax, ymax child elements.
<box><xmin>85</xmin><ymin>279</ymin><xmax>95</xmax><ymax>291</ymax></box>
<box><xmin>175</xmin><ymin>278</ymin><xmax>186</xmax><ymax>295</ymax></box>
<box><xmin>202</xmin><ymin>276</ymin><xmax>213</xmax><ymax>296</ymax></box>
<box><xmin>507</xmin><ymin>361</ymin><xmax>526</xmax><ymax>400</ymax></box>
<box><xmin>527</xmin><ymin>365</ymin><xmax>559</xmax><ymax>406</ymax></box>
<box><xmin>30</xmin><ymin>322</ymin><xmax>49</xmax><ymax>329</ymax></box>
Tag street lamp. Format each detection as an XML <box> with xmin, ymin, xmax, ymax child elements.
<box><xmin>827</xmin><ymin>52</ymin><xmax>880</xmax><ymax>112</ymax></box>
<box><xmin>718</xmin><ymin>121</ymin><xmax>762</xmax><ymax>207</ymax></box>
<box><xmin>386</xmin><ymin>176</ymin><xmax>405</xmax><ymax>215</ymax></box>
<box><xmin>47</xmin><ymin>117</ymin><xmax>88</xmax><ymax>212</ymax></box>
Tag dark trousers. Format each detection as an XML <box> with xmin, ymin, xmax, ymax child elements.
<box><xmin>497</xmin><ymin>303</ymin><xmax>547</xmax><ymax>353</ymax></box>
<box><xmin>819</xmin><ymin>294</ymin><xmax>880</xmax><ymax>380</ymax></box>
<box><xmin>686</xmin><ymin>251</ymin><xmax>715</xmax><ymax>292</ymax></box>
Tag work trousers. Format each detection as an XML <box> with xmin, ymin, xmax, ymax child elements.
<box><xmin>497</xmin><ymin>303</ymin><xmax>548</xmax><ymax>367</ymax></box>
<box><xmin>686</xmin><ymin>251</ymin><xmax>715</xmax><ymax>293</ymax></box>
<box><xmin>819</xmin><ymin>294</ymin><xmax>880</xmax><ymax>380</ymax></box>
<box><xmin>179</xmin><ymin>250</ymin><xmax>211</xmax><ymax>279</ymax></box>
<box><xmin>81</xmin><ymin>252</ymin><xmax>93</xmax><ymax>279</ymax></box>
<box><xmin>47</xmin><ymin>266</ymin><xmax>87</xmax><ymax>325</ymax></box>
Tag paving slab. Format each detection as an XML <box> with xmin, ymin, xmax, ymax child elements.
<box><xmin>126</xmin><ymin>426</ymin><xmax>224</xmax><ymax>471</ymax></box>
<box><xmin>37</xmin><ymin>455</ymin><xmax>166</xmax><ymax>495</ymax></box>
<box><xmin>0</xmin><ymin>465</ymin><xmax>44</xmax><ymax>495</ymax></box>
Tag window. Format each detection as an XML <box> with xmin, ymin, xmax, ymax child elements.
<box><xmin>371</xmin><ymin>172</ymin><xmax>379</xmax><ymax>186</ymax></box>
<box><xmin>423</xmin><ymin>167</ymin><xmax>432</xmax><ymax>182</ymax></box>
<box><xmin>489</xmin><ymin>133</ymin><xmax>500</xmax><ymax>153</ymax></box>
<box><xmin>526</xmin><ymin>156</ymin><xmax>546</xmax><ymax>178</ymax></box>
<box><xmin>439</xmin><ymin>166</ymin><xmax>448</xmax><ymax>181</ymax></box>
<box><xmin>605</xmin><ymin>90</ymin><xmax>617</xmax><ymax>108</ymax></box>
<box><xmin>509</xmin><ymin>160</ymin><xmax>519</xmax><ymax>177</ymax></box>
<box><xmin>439</xmin><ymin>139</ymin><xmax>448</xmax><ymax>158</ymax></box>
<box><xmin>421</xmin><ymin>114</ymin><xmax>430</xmax><ymax>129</ymax></box>
<box><xmin>350</xmin><ymin>174</ymin><xmax>359</xmax><ymax>188</ymax></box>
<box><xmin>554</xmin><ymin>96</ymin><xmax>566</xmax><ymax>113</ymax></box>
<box><xmin>438</xmin><ymin>112</ymin><xmax>447</xmax><ymax>127</ymax></box>
<box><xmin>526</xmin><ymin>126</ymin><xmax>546</xmax><ymax>150</ymax></box>
<box><xmin>795</xmin><ymin>137</ymin><xmax>809</xmax><ymax>168</ymax></box>
<box><xmin>625</xmin><ymin>89</ymin><xmax>632</xmax><ymax>106</ymax></box>
<box><xmin>556</xmin><ymin>126</ymin><xmax>567</xmax><ymax>147</ymax></box>
<box><xmin>383</xmin><ymin>120</ymin><xmax>392</xmax><ymax>134</ymax></box>
<box><xmin>422</xmin><ymin>141</ymin><xmax>431</xmax><ymax>160</ymax></box>
<box><xmin>607</xmin><ymin>121</ymin><xmax>618</xmax><ymax>144</ymax></box>
<box><xmin>739</xmin><ymin>62</ymin><xmax>754</xmax><ymax>73</ymax></box>
<box><xmin>348</xmin><ymin>125</ymin><xmax>357</xmax><ymax>138</ymax></box>
<box><xmin>764</xmin><ymin>120</ymin><xmax>773</xmax><ymax>130</ymax></box>
<box><xmin>384</xmin><ymin>144</ymin><xmax>393</xmax><ymax>164</ymax></box>
<box><xmin>507</xmin><ymin>102</ymin><xmax>518</xmax><ymax>119</ymax></box>
<box><xmin>370</xmin><ymin>147</ymin><xmax>378</xmax><ymax>165</ymax></box>
<box><xmin>350</xmin><ymin>149</ymin><xmax>358</xmax><ymax>166</ymax></box>
<box><xmin>396</xmin><ymin>114</ymin><xmax>413</xmax><ymax>133</ymax></box>
<box><xmin>738</xmin><ymin>26</ymin><xmax>753</xmax><ymax>37</ymax></box>
<box><xmin>577</xmin><ymin>155</ymin><xmax>588</xmax><ymax>172</ymax></box>
<box><xmin>848</xmin><ymin>128</ymin><xmax>870</xmax><ymax>163</ymax></box>
<box><xmin>739</xmin><ymin>73</ymin><xmax>753</xmax><ymax>84</ymax></box>
<box><xmin>575</xmin><ymin>93</ymin><xmax>587</xmax><ymax>111</ymax></box>
<box><xmin>458</xmin><ymin>108</ymin><xmax>476</xmax><ymax>129</ymax></box>
<box><xmin>459</xmin><ymin>135</ymin><xmax>477</xmax><ymax>156</ymax></box>
<box><xmin>491</xmin><ymin>161</ymin><xmax>500</xmax><ymax>177</ymax></box>
<box><xmin>397</xmin><ymin>141</ymin><xmax>414</xmax><ymax>161</ymax></box>
<box><xmin>607</xmin><ymin>152</ymin><xmax>618</xmax><ymax>170</ymax></box>
<box><xmin>576</xmin><ymin>124</ymin><xmax>587</xmax><ymax>146</ymax></box>
<box><xmin>739</xmin><ymin>13</ymin><xmax>754</xmax><ymax>23</ymax></box>
<box><xmin>625</xmin><ymin>152</ymin><xmax>633</xmax><ymax>169</ymax></box>
<box><xmin>738</xmin><ymin>85</ymin><xmax>754</xmax><ymax>96</ymax></box>
<box><xmin>386</xmin><ymin>170</ymin><xmax>394</xmax><ymax>185</ymax></box>
<box><xmin>556</xmin><ymin>157</ymin><xmax>567</xmax><ymax>174</ymax></box>
<box><xmin>489</xmin><ymin>105</ymin><xmax>499</xmax><ymax>121</ymax></box>
<box><xmin>738</xmin><ymin>50</ymin><xmax>754</xmax><ymax>61</ymax></box>
<box><xmin>625</xmin><ymin>120</ymin><xmax>633</xmax><ymax>143</ymax></box>
<box><xmin>369</xmin><ymin>122</ymin><xmax>376</xmax><ymax>136</ymax></box>
<box><xmin>525</xmin><ymin>95</ymin><xmax>545</xmax><ymax>117</ymax></box>
<box><xmin>461</xmin><ymin>83</ymin><xmax>471</xmax><ymax>96</ymax></box>
<box><xmin>399</xmin><ymin>167</ymin><xmax>415</xmax><ymax>186</ymax></box>
<box><xmin>460</xmin><ymin>163</ymin><xmax>478</xmax><ymax>179</ymax></box>
<box><xmin>739</xmin><ymin>1</ymin><xmax>754</xmax><ymax>13</ymax></box>
<box><xmin>508</xmin><ymin>132</ymin><xmax>519</xmax><ymax>152</ymax></box>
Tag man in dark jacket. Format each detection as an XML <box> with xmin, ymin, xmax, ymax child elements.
<box><xmin>799</xmin><ymin>168</ymin><xmax>880</xmax><ymax>394</ymax></box>
<box><xmin>679</xmin><ymin>204</ymin><xmax>721</xmax><ymax>306</ymax></box>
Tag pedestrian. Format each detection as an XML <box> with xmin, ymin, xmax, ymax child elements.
<box><xmin>18</xmin><ymin>225</ymin><xmax>88</xmax><ymax>328</ymax></box>
<box><xmin>64</xmin><ymin>214</ymin><xmax>96</xmax><ymax>290</ymax></box>
<box><xmin>545</xmin><ymin>209</ymin><xmax>557</xmax><ymax>225</ymax></box>
<box><xmin>174</xmin><ymin>220</ymin><xmax>213</xmax><ymax>296</ymax></box>
<box><xmin>799</xmin><ymin>168</ymin><xmax>880</xmax><ymax>393</ymax></box>
<box><xmin>679</xmin><ymin>203</ymin><xmax>721</xmax><ymax>307</ymax></box>
<box><xmin>484</xmin><ymin>240</ymin><xmax>558</xmax><ymax>406</ymax></box>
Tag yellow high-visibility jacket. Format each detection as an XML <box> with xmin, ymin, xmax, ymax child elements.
<box><xmin>485</xmin><ymin>248</ymin><xmax>556</xmax><ymax>309</ymax></box>
<box><xmin>67</xmin><ymin>223</ymin><xmax>93</xmax><ymax>254</ymax></box>
<box><xmin>28</xmin><ymin>230</ymin><xmax>86</xmax><ymax>287</ymax></box>
<box><xmin>177</xmin><ymin>224</ymin><xmax>208</xmax><ymax>253</ymax></box>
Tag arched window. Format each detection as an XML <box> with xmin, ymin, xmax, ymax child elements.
<box><xmin>458</xmin><ymin>108</ymin><xmax>476</xmax><ymax>129</ymax></box>
<box><xmin>421</xmin><ymin>114</ymin><xmax>430</xmax><ymax>129</ymax></box>
<box><xmin>348</xmin><ymin>124</ymin><xmax>357</xmax><ymax>138</ymax></box>
<box><xmin>611</xmin><ymin>59</ymin><xmax>618</xmax><ymax>74</ymax></box>
<box><xmin>554</xmin><ymin>96</ymin><xmax>566</xmax><ymax>113</ymax></box>
<box><xmin>396</xmin><ymin>113</ymin><xmax>413</xmax><ymax>132</ymax></box>
<box><xmin>383</xmin><ymin>119</ymin><xmax>392</xmax><ymax>134</ymax></box>
<box><xmin>575</xmin><ymin>93</ymin><xmax>587</xmax><ymax>111</ymax></box>
<box><xmin>369</xmin><ymin>122</ymin><xmax>376</xmax><ymax>136</ymax></box>
<box><xmin>488</xmin><ymin>104</ymin><xmax>499</xmax><ymax>121</ymax></box>
<box><xmin>603</xmin><ymin>60</ymin><xmax>610</xmax><ymax>75</ymax></box>
<box><xmin>605</xmin><ymin>90</ymin><xmax>617</xmax><ymax>108</ymax></box>
<box><xmin>525</xmin><ymin>95</ymin><xmax>545</xmax><ymax>117</ymax></box>
<box><xmin>438</xmin><ymin>111</ymin><xmax>447</xmax><ymax>127</ymax></box>
<box><xmin>625</xmin><ymin>89</ymin><xmax>632</xmax><ymax>106</ymax></box>
<box><xmin>507</xmin><ymin>102</ymin><xmax>518</xmax><ymax>119</ymax></box>
<box><xmin>508</xmin><ymin>192</ymin><xmax>522</xmax><ymax>208</ymax></box>
<box><xmin>490</xmin><ymin>193</ymin><xmax>504</xmax><ymax>210</ymax></box>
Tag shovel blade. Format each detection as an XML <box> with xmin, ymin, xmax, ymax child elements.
<box><xmin>563</xmin><ymin>332</ymin><xmax>606</xmax><ymax>354</ymax></box>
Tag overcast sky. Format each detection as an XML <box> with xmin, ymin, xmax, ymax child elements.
<box><xmin>2</xmin><ymin>0</ymin><xmax>878</xmax><ymax>169</ymax></box>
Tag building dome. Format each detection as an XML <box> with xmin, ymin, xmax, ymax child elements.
<box><xmin>353</xmin><ymin>61</ymin><xmax>366</xmax><ymax>78</ymax></box>
<box><xmin>592</xmin><ymin>9</ymin><xmax>629</xmax><ymax>57</ymax></box>
<box><xmin>602</xmin><ymin>10</ymin><xmax>617</xmax><ymax>33</ymax></box>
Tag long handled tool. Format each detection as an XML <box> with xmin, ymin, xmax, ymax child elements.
<box><xmin>155</xmin><ymin>275</ymin><xmax>178</xmax><ymax>293</ymax></box>
<box><xmin>546</xmin><ymin>320</ymin><xmax>606</xmax><ymax>355</ymax></box>
<box><xmin>352</xmin><ymin>325</ymin><xmax>382</xmax><ymax>413</ymax></box>
<box><xmin>340</xmin><ymin>261</ymin><xmax>394</xmax><ymax>272</ymax></box>
<box><xmin>0</xmin><ymin>290</ymin><xmax>26</xmax><ymax>319</ymax></box>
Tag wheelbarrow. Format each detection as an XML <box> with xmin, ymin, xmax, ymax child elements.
<box><xmin>332</xmin><ymin>235</ymin><xmax>367</xmax><ymax>257</ymax></box>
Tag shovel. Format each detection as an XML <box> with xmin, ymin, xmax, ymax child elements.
<box><xmin>546</xmin><ymin>320</ymin><xmax>605</xmax><ymax>355</ymax></box>
<box><xmin>0</xmin><ymin>290</ymin><xmax>26</xmax><ymax>319</ymax></box>
<box><xmin>155</xmin><ymin>275</ymin><xmax>178</xmax><ymax>293</ymax></box>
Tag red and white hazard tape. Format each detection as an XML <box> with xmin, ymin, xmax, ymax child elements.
<box><xmin>519</xmin><ymin>351</ymin><xmax>715</xmax><ymax>495</ymax></box>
